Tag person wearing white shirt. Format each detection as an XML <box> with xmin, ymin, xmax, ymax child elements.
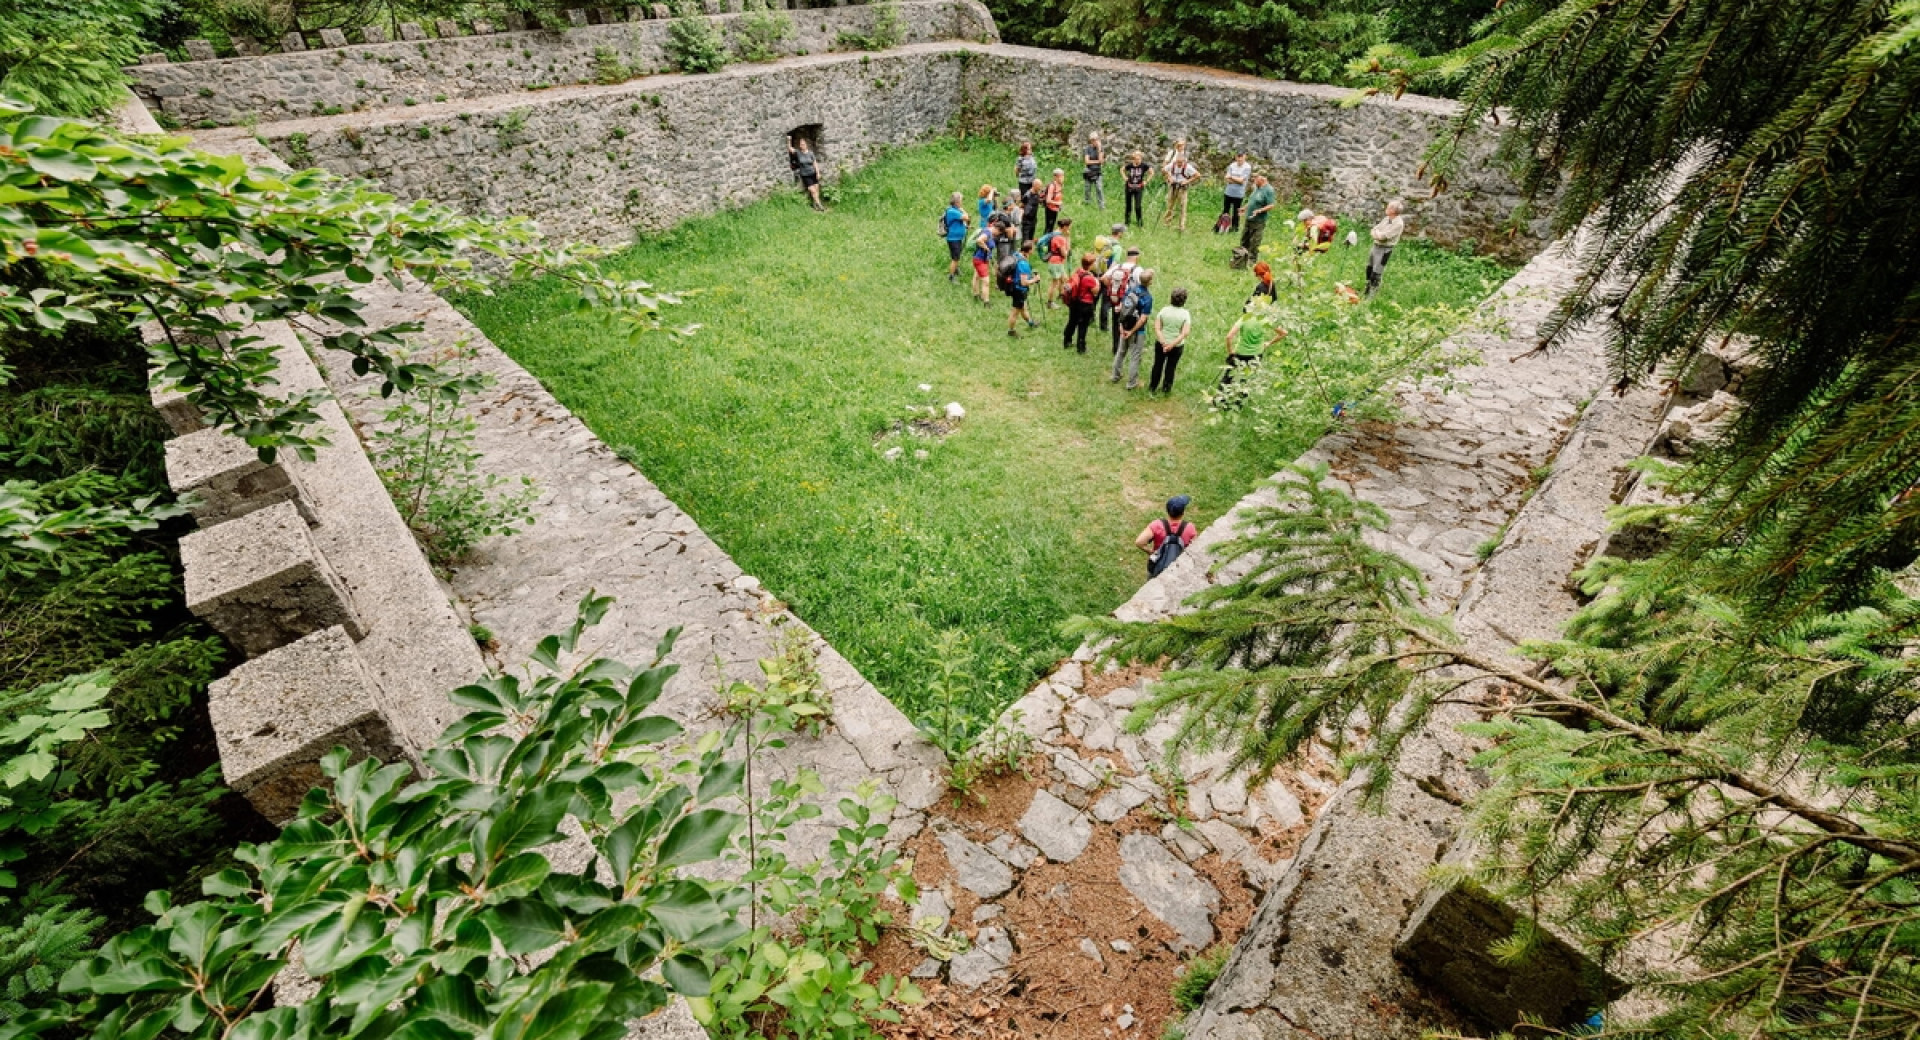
<box><xmin>1160</xmin><ymin>142</ymin><xmax>1199</xmax><ymax>232</ymax></box>
<box><xmin>1367</xmin><ymin>200</ymin><xmax>1406</xmax><ymax>296</ymax></box>
<box><xmin>1220</xmin><ymin>153</ymin><xmax>1252</xmax><ymax>233</ymax></box>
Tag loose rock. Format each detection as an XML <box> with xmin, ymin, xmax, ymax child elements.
<box><xmin>1117</xmin><ymin>834</ymin><xmax>1220</xmax><ymax>950</ymax></box>
<box><xmin>939</xmin><ymin>828</ymin><xmax>1014</xmax><ymax>899</ymax></box>
<box><xmin>948</xmin><ymin>926</ymin><xmax>1013</xmax><ymax>989</ymax></box>
<box><xmin>1020</xmin><ymin>789</ymin><xmax>1093</xmax><ymax>863</ymax></box>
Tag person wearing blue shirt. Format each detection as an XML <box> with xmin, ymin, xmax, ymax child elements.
<box><xmin>940</xmin><ymin>192</ymin><xmax>971</xmax><ymax>283</ymax></box>
<box><xmin>976</xmin><ymin>185</ymin><xmax>996</xmax><ymax>227</ymax></box>
<box><xmin>1007</xmin><ymin>240</ymin><xmax>1040</xmax><ymax>337</ymax></box>
<box><xmin>1110</xmin><ymin>269</ymin><xmax>1155</xmax><ymax>389</ymax></box>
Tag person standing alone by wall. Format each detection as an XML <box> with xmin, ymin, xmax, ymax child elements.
<box><xmin>789</xmin><ymin>137</ymin><xmax>824</xmax><ymax>211</ymax></box>
<box><xmin>1062</xmin><ymin>252</ymin><xmax>1101</xmax><ymax>354</ymax></box>
<box><xmin>1367</xmin><ymin>200</ymin><xmax>1405</xmax><ymax>296</ymax></box>
<box><xmin>1220</xmin><ymin>153</ymin><xmax>1252</xmax><ymax>233</ymax></box>
<box><xmin>1083</xmin><ymin>132</ymin><xmax>1105</xmax><ymax>209</ymax></box>
<box><xmin>1148</xmin><ymin>287</ymin><xmax>1192</xmax><ymax>396</ymax></box>
<box><xmin>1137</xmin><ymin>494</ymin><xmax>1197</xmax><ymax>578</ymax></box>
<box><xmin>1123</xmin><ymin>152</ymin><xmax>1152</xmax><ymax>226</ymax></box>
<box><xmin>940</xmin><ymin>191</ymin><xmax>970</xmax><ymax>283</ymax></box>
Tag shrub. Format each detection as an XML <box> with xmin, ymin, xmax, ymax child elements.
<box><xmin>666</xmin><ymin>15</ymin><xmax>728</xmax><ymax>74</ymax></box>
<box><xmin>835</xmin><ymin>0</ymin><xmax>904</xmax><ymax>51</ymax></box>
<box><xmin>731</xmin><ymin>8</ymin><xmax>793</xmax><ymax>63</ymax></box>
<box><xmin>369</xmin><ymin>343</ymin><xmax>538</xmax><ymax>569</ymax></box>
<box><xmin>592</xmin><ymin>44</ymin><xmax>627</xmax><ymax>84</ymax></box>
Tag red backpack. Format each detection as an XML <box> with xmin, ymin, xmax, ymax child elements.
<box><xmin>1069</xmin><ymin>269</ymin><xmax>1101</xmax><ymax>304</ymax></box>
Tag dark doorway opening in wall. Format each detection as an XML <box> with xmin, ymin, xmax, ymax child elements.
<box><xmin>788</xmin><ymin>123</ymin><xmax>825</xmax><ymax>171</ymax></box>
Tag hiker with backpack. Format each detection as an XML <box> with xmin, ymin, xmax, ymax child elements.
<box><xmin>1296</xmin><ymin>208</ymin><xmax>1338</xmax><ymax>255</ymax></box>
<box><xmin>969</xmin><ymin>221</ymin><xmax>998</xmax><ymax>304</ymax></box>
<box><xmin>1093</xmin><ymin>223</ymin><xmax>1126</xmax><ymax>331</ymax></box>
<box><xmin>1003</xmin><ymin>240</ymin><xmax>1040</xmax><ymax>337</ymax></box>
<box><xmin>989</xmin><ymin>199</ymin><xmax>1018</xmax><ymax>264</ymax></box>
<box><xmin>1062</xmin><ymin>252</ymin><xmax>1103</xmax><ymax>354</ymax></box>
<box><xmin>1137</xmin><ymin>494</ymin><xmax>1197</xmax><ymax>578</ymax></box>
<box><xmin>1110</xmin><ymin>268</ymin><xmax>1155</xmax><ymax>389</ymax></box>
<box><xmin>1037</xmin><ymin>218</ymin><xmax>1073</xmax><ymax>309</ymax></box>
<box><xmin>977</xmin><ymin>184</ymin><xmax>998</xmax><ymax>226</ymax></box>
<box><xmin>939</xmin><ymin>191</ymin><xmax>971</xmax><ymax>283</ymax></box>
<box><xmin>1249</xmin><ymin>261</ymin><xmax>1277</xmax><ymax>304</ymax></box>
<box><xmin>1105</xmin><ymin>245</ymin><xmax>1142</xmax><ymax>355</ymax></box>
<box><xmin>1020</xmin><ymin>182</ymin><xmax>1042</xmax><ymax>245</ymax></box>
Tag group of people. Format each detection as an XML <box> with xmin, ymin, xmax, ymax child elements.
<box><xmin>935</xmin><ymin>139</ymin><xmax>1412</xmax><ymax>398</ymax></box>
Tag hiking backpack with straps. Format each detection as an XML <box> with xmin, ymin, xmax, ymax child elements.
<box><xmin>1147</xmin><ymin>520</ymin><xmax>1190</xmax><ymax>577</ymax></box>
<box><xmin>997</xmin><ymin>255</ymin><xmax>1023</xmax><ymax>295</ymax></box>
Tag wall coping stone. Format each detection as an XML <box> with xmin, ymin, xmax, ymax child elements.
<box><xmin>209</xmin><ymin>625</ymin><xmax>410</xmax><ymax>822</ymax></box>
<box><xmin>180</xmin><ymin>499</ymin><xmax>367</xmax><ymax>656</ymax></box>
<box><xmin>163</xmin><ymin>424</ymin><xmax>314</xmax><ymax>526</ymax></box>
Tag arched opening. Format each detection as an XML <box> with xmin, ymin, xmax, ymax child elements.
<box><xmin>787</xmin><ymin>123</ymin><xmax>825</xmax><ymax>170</ymax></box>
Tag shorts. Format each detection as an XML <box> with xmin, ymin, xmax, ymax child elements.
<box><xmin>1009</xmin><ymin>289</ymin><xmax>1030</xmax><ymax>309</ymax></box>
<box><xmin>1047</xmin><ymin>262</ymin><xmax>1066</xmax><ymax>278</ymax></box>
<box><xmin>948</xmin><ymin>239</ymin><xmax>965</xmax><ymax>260</ymax></box>
<box><xmin>972</xmin><ymin>257</ymin><xmax>990</xmax><ymax>277</ymax></box>
<box><xmin>799</xmin><ymin>172</ymin><xmax>819</xmax><ymax>188</ymax></box>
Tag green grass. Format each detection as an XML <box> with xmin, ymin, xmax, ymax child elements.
<box><xmin>454</xmin><ymin>139</ymin><xmax>1510</xmax><ymax>737</ymax></box>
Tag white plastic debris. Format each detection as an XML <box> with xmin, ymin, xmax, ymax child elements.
<box><xmin>944</xmin><ymin>402</ymin><xmax>966</xmax><ymax>419</ymax></box>
<box><xmin>918</xmin><ymin>383</ymin><xmax>933</xmax><ymax>392</ymax></box>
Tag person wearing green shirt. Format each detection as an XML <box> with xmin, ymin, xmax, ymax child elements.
<box><xmin>1148</xmin><ymin>288</ymin><xmax>1193</xmax><ymax>395</ymax></box>
<box><xmin>1221</xmin><ymin>300</ymin><xmax>1286</xmax><ymax>389</ymax></box>
<box><xmin>1238</xmin><ymin>174</ymin><xmax>1278</xmax><ymax>260</ymax></box>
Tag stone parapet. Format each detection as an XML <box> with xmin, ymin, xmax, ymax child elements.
<box><xmin>181</xmin><ymin>500</ymin><xmax>366</xmax><ymax>656</ymax></box>
<box><xmin>164</xmin><ymin>425</ymin><xmax>313</xmax><ymax>526</ymax></box>
<box><xmin>125</xmin><ymin>0</ymin><xmax>997</xmax><ymax>126</ymax></box>
<box><xmin>208</xmin><ymin>625</ymin><xmax>411</xmax><ymax>822</ymax></box>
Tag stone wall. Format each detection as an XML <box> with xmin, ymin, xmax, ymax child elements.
<box><xmin>127</xmin><ymin>0</ymin><xmax>997</xmax><ymax>127</ymax></box>
<box><xmin>960</xmin><ymin>46</ymin><xmax>1543</xmax><ymax>259</ymax></box>
<box><xmin>206</xmin><ymin>46</ymin><xmax>967</xmax><ymax>244</ymax></box>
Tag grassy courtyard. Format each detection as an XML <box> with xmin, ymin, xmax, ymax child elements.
<box><xmin>455</xmin><ymin>139</ymin><xmax>1510</xmax><ymax>737</ymax></box>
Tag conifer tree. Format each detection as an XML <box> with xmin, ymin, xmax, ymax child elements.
<box><xmin>1076</xmin><ymin>466</ymin><xmax>1920</xmax><ymax>1037</ymax></box>
<box><xmin>1426</xmin><ymin>0</ymin><xmax>1920</xmax><ymax>615</ymax></box>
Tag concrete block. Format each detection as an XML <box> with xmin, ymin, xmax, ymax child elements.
<box><xmin>319</xmin><ymin>28</ymin><xmax>348</xmax><ymax>47</ymax></box>
<box><xmin>140</xmin><ymin>52</ymin><xmax>169</xmax><ymax>64</ymax></box>
<box><xmin>627</xmin><ymin>6</ymin><xmax>646</xmax><ymax>20</ymax></box>
<box><xmin>503</xmin><ymin>11</ymin><xmax>528</xmax><ymax>30</ymax></box>
<box><xmin>398</xmin><ymin>21</ymin><xmax>426</xmax><ymax>39</ymax></box>
<box><xmin>210</xmin><ymin>626</ymin><xmax>409</xmax><ymax>823</ymax></box>
<box><xmin>435</xmin><ymin>19</ymin><xmax>460</xmax><ymax>37</ymax></box>
<box><xmin>567</xmin><ymin>8</ymin><xmax>589</xmax><ymax>25</ymax></box>
<box><xmin>702</xmin><ymin>0</ymin><xmax>720</xmax><ymax>13</ymax></box>
<box><xmin>232</xmin><ymin>35</ymin><xmax>261</xmax><ymax>55</ymax></box>
<box><xmin>472</xmin><ymin>19</ymin><xmax>494</xmax><ymax>33</ymax></box>
<box><xmin>594</xmin><ymin>7</ymin><xmax>617</xmax><ymax>22</ymax></box>
<box><xmin>1394</xmin><ymin>880</ymin><xmax>1627</xmax><ymax>1031</ymax></box>
<box><xmin>281</xmin><ymin>32</ymin><xmax>306</xmax><ymax>51</ymax></box>
<box><xmin>650</xmin><ymin>4</ymin><xmax>671</xmax><ymax>17</ymax></box>
<box><xmin>184</xmin><ymin>39</ymin><xmax>217</xmax><ymax>61</ymax></box>
<box><xmin>361</xmin><ymin>25</ymin><xmax>389</xmax><ymax>43</ymax></box>
<box><xmin>165</xmin><ymin>427</ymin><xmax>312</xmax><ymax>527</ymax></box>
<box><xmin>182</xmin><ymin>500</ymin><xmax>365</xmax><ymax>657</ymax></box>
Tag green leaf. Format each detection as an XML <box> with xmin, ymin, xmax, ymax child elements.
<box><xmin>661</xmin><ymin>954</ymin><xmax>712</xmax><ymax>997</ymax></box>
<box><xmin>489</xmin><ymin>898</ymin><xmax>570</xmax><ymax>954</ymax></box>
<box><xmin>695</xmin><ymin>760</ymin><xmax>745</xmax><ymax>804</ymax></box>
<box><xmin>655</xmin><ymin>809</ymin><xmax>740</xmax><ymax>868</ymax></box>
<box><xmin>485</xmin><ymin>852</ymin><xmax>551</xmax><ymax>902</ymax></box>
<box><xmin>611</xmin><ymin>715</ymin><xmax>683</xmax><ymax>749</ymax></box>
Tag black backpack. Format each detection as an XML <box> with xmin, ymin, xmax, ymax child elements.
<box><xmin>1115</xmin><ymin>286</ymin><xmax>1143</xmax><ymax>327</ymax></box>
<box><xmin>997</xmin><ymin>255</ymin><xmax>1023</xmax><ymax>295</ymax></box>
<box><xmin>1147</xmin><ymin>520</ymin><xmax>1190</xmax><ymax>577</ymax></box>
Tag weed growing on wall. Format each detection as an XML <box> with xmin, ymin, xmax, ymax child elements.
<box><xmin>592</xmin><ymin>45</ymin><xmax>629</xmax><ymax>85</ymax></box>
<box><xmin>666</xmin><ymin>14</ymin><xmax>729</xmax><ymax>74</ymax></box>
<box><xmin>835</xmin><ymin>0</ymin><xmax>905</xmax><ymax>52</ymax></box>
<box><xmin>369</xmin><ymin>342</ymin><xmax>537</xmax><ymax>568</ymax></box>
<box><xmin>732</xmin><ymin>8</ymin><xmax>794</xmax><ymax>63</ymax></box>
